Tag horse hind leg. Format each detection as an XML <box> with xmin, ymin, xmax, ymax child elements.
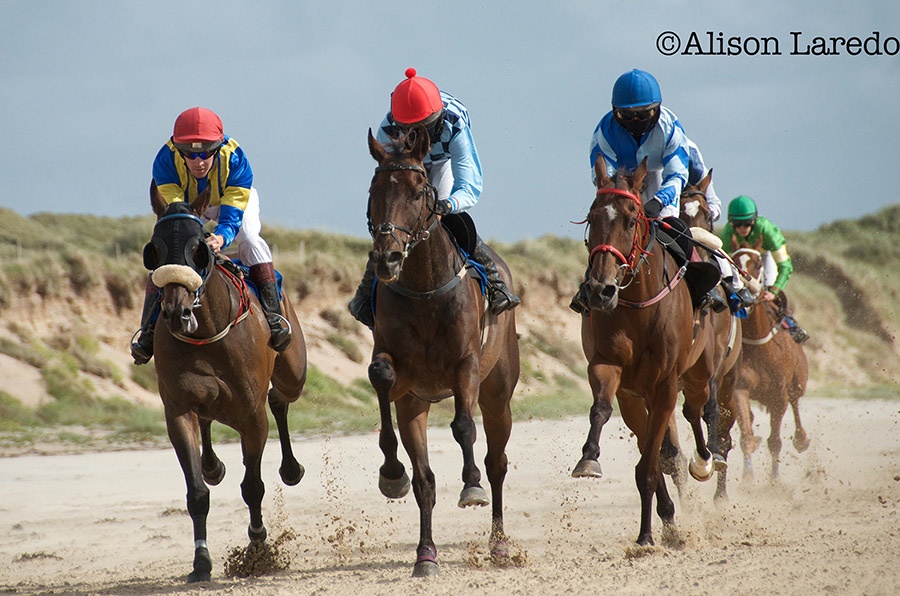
<box><xmin>369</xmin><ymin>354</ymin><xmax>410</xmax><ymax>498</ymax></box>
<box><xmin>479</xmin><ymin>370</ymin><xmax>516</xmax><ymax>564</ymax></box>
<box><xmin>452</xmin><ymin>360</ymin><xmax>489</xmax><ymax>508</ymax></box>
<box><xmin>199</xmin><ymin>419</ymin><xmax>226</xmax><ymax>486</ymax></box>
<box><xmin>790</xmin><ymin>397</ymin><xmax>810</xmax><ymax>453</ymax></box>
<box><xmin>239</xmin><ymin>417</ymin><xmax>269</xmax><ymax>543</ymax></box>
<box><xmin>267</xmin><ymin>391</ymin><xmax>304</xmax><ymax>486</ymax></box>
<box><xmin>767</xmin><ymin>399</ymin><xmax>788</xmax><ymax>480</ymax></box>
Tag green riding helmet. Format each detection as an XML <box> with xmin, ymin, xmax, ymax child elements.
<box><xmin>728</xmin><ymin>195</ymin><xmax>758</xmax><ymax>223</ymax></box>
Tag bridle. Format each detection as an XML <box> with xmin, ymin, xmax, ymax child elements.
<box><xmin>369</xmin><ymin>162</ymin><xmax>442</xmax><ymax>269</ymax></box>
<box><xmin>583</xmin><ymin>187</ymin><xmax>654</xmax><ymax>288</ymax></box>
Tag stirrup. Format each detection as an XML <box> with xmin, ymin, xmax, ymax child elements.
<box><xmin>489</xmin><ymin>287</ymin><xmax>521</xmax><ymax>315</ymax></box>
<box><xmin>266</xmin><ymin>313</ymin><xmax>292</xmax><ymax>351</ymax></box>
<box><xmin>130</xmin><ymin>329</ymin><xmax>154</xmax><ymax>365</ymax></box>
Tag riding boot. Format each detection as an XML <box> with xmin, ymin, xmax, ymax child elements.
<box><xmin>721</xmin><ymin>277</ymin><xmax>754</xmax><ymax>314</ymax></box>
<box><xmin>249</xmin><ymin>263</ymin><xmax>292</xmax><ymax>352</ymax></box>
<box><xmin>781</xmin><ymin>315</ymin><xmax>810</xmax><ymax>344</ymax></box>
<box><xmin>348</xmin><ymin>257</ymin><xmax>376</xmax><ymax>328</ymax></box>
<box><xmin>130</xmin><ymin>278</ymin><xmax>160</xmax><ymax>365</ymax></box>
<box><xmin>698</xmin><ymin>288</ymin><xmax>729</xmax><ymax>313</ymax></box>
<box><xmin>569</xmin><ymin>267</ymin><xmax>590</xmax><ymax>315</ymax></box>
<box><xmin>472</xmin><ymin>238</ymin><xmax>521</xmax><ymax>315</ymax></box>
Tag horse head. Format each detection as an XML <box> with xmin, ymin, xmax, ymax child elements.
<box><xmin>144</xmin><ymin>181</ymin><xmax>214</xmax><ymax>334</ymax></box>
<box><xmin>680</xmin><ymin>169</ymin><xmax>714</xmax><ymax>232</ymax></box>
<box><xmin>731</xmin><ymin>246</ymin><xmax>765</xmax><ymax>297</ymax></box>
<box><xmin>582</xmin><ymin>155</ymin><xmax>649</xmax><ymax>311</ymax></box>
<box><xmin>366</xmin><ymin>126</ymin><xmax>439</xmax><ymax>283</ymax></box>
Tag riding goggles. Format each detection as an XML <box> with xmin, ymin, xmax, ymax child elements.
<box><xmin>174</xmin><ymin>141</ymin><xmax>223</xmax><ymax>160</ymax></box>
<box><xmin>613</xmin><ymin>105</ymin><xmax>659</xmax><ymax>123</ymax></box>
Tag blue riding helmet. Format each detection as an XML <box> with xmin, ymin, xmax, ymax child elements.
<box><xmin>612</xmin><ymin>69</ymin><xmax>662</xmax><ymax>108</ymax></box>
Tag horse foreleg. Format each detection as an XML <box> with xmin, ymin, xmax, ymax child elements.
<box><xmin>267</xmin><ymin>391</ymin><xmax>305</xmax><ymax>485</ymax></box>
<box><xmin>635</xmin><ymin>386</ymin><xmax>678</xmax><ymax>546</ymax></box>
<box><xmin>683</xmin><ymin>382</ymin><xmax>714</xmax><ymax>483</ymax></box>
<box><xmin>199</xmin><ymin>418</ymin><xmax>226</xmax><ymax>486</ymax></box>
<box><xmin>395</xmin><ymin>396</ymin><xmax>439</xmax><ymax>578</ymax></box>
<box><xmin>767</xmin><ymin>398</ymin><xmax>788</xmax><ymax>480</ymax></box>
<box><xmin>573</xmin><ymin>361</ymin><xmax>620</xmax><ymax>478</ymax></box>
<box><xmin>239</xmin><ymin>412</ymin><xmax>269</xmax><ymax>543</ymax></box>
<box><xmin>452</xmin><ymin>356</ymin><xmax>487</xmax><ymax>508</ymax></box>
<box><xmin>369</xmin><ymin>353</ymin><xmax>410</xmax><ymax>498</ymax></box>
<box><xmin>789</xmin><ymin>396</ymin><xmax>810</xmax><ymax>453</ymax></box>
<box><xmin>703</xmin><ymin>379</ymin><xmax>725</xmax><ymax>471</ymax></box>
<box><xmin>166</xmin><ymin>410</ymin><xmax>212</xmax><ymax>583</ymax></box>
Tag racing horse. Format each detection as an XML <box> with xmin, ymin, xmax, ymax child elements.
<box><xmin>365</xmin><ymin>126</ymin><xmax>519</xmax><ymax>576</ymax></box>
<box><xmin>730</xmin><ymin>245</ymin><xmax>809</xmax><ymax>480</ymax></box>
<box><xmin>143</xmin><ymin>183</ymin><xmax>307</xmax><ymax>582</ymax></box>
<box><xmin>678</xmin><ymin>173</ymin><xmax>743</xmax><ymax>501</ymax></box>
<box><xmin>572</xmin><ymin>155</ymin><xmax>716</xmax><ymax>546</ymax></box>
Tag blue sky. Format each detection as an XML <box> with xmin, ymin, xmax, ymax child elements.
<box><xmin>2</xmin><ymin>1</ymin><xmax>898</xmax><ymax>242</ymax></box>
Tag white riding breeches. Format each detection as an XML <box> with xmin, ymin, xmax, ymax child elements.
<box><xmin>201</xmin><ymin>187</ymin><xmax>273</xmax><ymax>267</ymax></box>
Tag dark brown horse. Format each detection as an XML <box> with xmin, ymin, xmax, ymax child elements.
<box><xmin>679</xmin><ymin>175</ymin><xmax>743</xmax><ymax>501</ymax></box>
<box><xmin>144</xmin><ymin>183</ymin><xmax>307</xmax><ymax>582</ymax></box>
<box><xmin>730</xmin><ymin>246</ymin><xmax>809</xmax><ymax>480</ymax></box>
<box><xmin>573</xmin><ymin>155</ymin><xmax>715</xmax><ymax>546</ymax></box>
<box><xmin>365</xmin><ymin>126</ymin><xmax>519</xmax><ymax>576</ymax></box>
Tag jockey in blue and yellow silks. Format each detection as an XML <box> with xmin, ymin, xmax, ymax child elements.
<box><xmin>131</xmin><ymin>107</ymin><xmax>290</xmax><ymax>364</ymax></box>
<box><xmin>152</xmin><ymin>135</ymin><xmax>252</xmax><ymax>250</ymax></box>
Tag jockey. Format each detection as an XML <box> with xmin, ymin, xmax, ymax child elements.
<box><xmin>130</xmin><ymin>107</ymin><xmax>291</xmax><ymax>364</ymax></box>
<box><xmin>721</xmin><ymin>195</ymin><xmax>810</xmax><ymax>343</ymax></box>
<box><xmin>348</xmin><ymin>68</ymin><xmax>521</xmax><ymax>328</ymax></box>
<box><xmin>571</xmin><ymin>68</ymin><xmax>741</xmax><ymax>315</ymax></box>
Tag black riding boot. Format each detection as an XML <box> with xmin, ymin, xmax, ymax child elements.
<box><xmin>249</xmin><ymin>263</ymin><xmax>292</xmax><ymax>352</ymax></box>
<box><xmin>569</xmin><ymin>267</ymin><xmax>590</xmax><ymax>315</ymax></box>
<box><xmin>472</xmin><ymin>239</ymin><xmax>521</xmax><ymax>315</ymax></box>
<box><xmin>782</xmin><ymin>315</ymin><xmax>810</xmax><ymax>344</ymax></box>
<box><xmin>348</xmin><ymin>257</ymin><xmax>376</xmax><ymax>328</ymax></box>
<box><xmin>130</xmin><ymin>280</ymin><xmax>160</xmax><ymax>365</ymax></box>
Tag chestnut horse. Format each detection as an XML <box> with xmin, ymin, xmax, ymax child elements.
<box><xmin>572</xmin><ymin>156</ymin><xmax>715</xmax><ymax>546</ymax></box>
<box><xmin>144</xmin><ymin>183</ymin><xmax>307</xmax><ymax>582</ymax></box>
<box><xmin>730</xmin><ymin>246</ymin><xmax>809</xmax><ymax>479</ymax></box>
<box><xmin>365</xmin><ymin>126</ymin><xmax>519</xmax><ymax>576</ymax></box>
<box><xmin>679</xmin><ymin>175</ymin><xmax>743</xmax><ymax>501</ymax></box>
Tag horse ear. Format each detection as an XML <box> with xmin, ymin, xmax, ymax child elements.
<box><xmin>150</xmin><ymin>179</ymin><xmax>167</xmax><ymax>218</ymax></box>
<box><xmin>409</xmin><ymin>124</ymin><xmax>431</xmax><ymax>161</ymax></box>
<box><xmin>633</xmin><ymin>156</ymin><xmax>649</xmax><ymax>192</ymax></box>
<box><xmin>368</xmin><ymin>128</ymin><xmax>388</xmax><ymax>163</ymax></box>
<box><xmin>594</xmin><ymin>154</ymin><xmax>610</xmax><ymax>187</ymax></box>
<box><xmin>191</xmin><ymin>187</ymin><xmax>210</xmax><ymax>217</ymax></box>
<box><xmin>697</xmin><ymin>168</ymin><xmax>712</xmax><ymax>193</ymax></box>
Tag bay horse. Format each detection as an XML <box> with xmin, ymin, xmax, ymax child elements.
<box><xmin>572</xmin><ymin>155</ymin><xmax>716</xmax><ymax>546</ymax></box>
<box><xmin>730</xmin><ymin>245</ymin><xmax>809</xmax><ymax>480</ymax></box>
<box><xmin>678</xmin><ymin>174</ymin><xmax>743</xmax><ymax>501</ymax></box>
<box><xmin>143</xmin><ymin>182</ymin><xmax>308</xmax><ymax>582</ymax></box>
<box><xmin>365</xmin><ymin>126</ymin><xmax>519</xmax><ymax>576</ymax></box>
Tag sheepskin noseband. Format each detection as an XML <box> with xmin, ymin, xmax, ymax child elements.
<box><xmin>152</xmin><ymin>264</ymin><xmax>204</xmax><ymax>292</ymax></box>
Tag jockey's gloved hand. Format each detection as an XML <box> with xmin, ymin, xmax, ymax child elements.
<box><xmin>435</xmin><ymin>199</ymin><xmax>454</xmax><ymax>215</ymax></box>
<box><xmin>643</xmin><ymin>197</ymin><xmax>663</xmax><ymax>219</ymax></box>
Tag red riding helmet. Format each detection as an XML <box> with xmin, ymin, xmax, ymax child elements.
<box><xmin>172</xmin><ymin>107</ymin><xmax>224</xmax><ymax>146</ymax></box>
<box><xmin>390</xmin><ymin>68</ymin><xmax>443</xmax><ymax>124</ymax></box>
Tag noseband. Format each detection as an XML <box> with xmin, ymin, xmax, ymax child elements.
<box><xmin>370</xmin><ymin>162</ymin><xmax>441</xmax><ymax>262</ymax></box>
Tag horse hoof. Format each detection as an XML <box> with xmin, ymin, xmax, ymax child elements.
<box><xmin>248</xmin><ymin>524</ymin><xmax>267</xmax><ymax>542</ymax></box>
<box><xmin>572</xmin><ymin>459</ymin><xmax>603</xmax><ymax>478</ymax></box>
<box><xmin>793</xmin><ymin>435</ymin><xmax>810</xmax><ymax>453</ymax></box>
<box><xmin>379</xmin><ymin>471</ymin><xmax>411</xmax><ymax>499</ymax></box>
<box><xmin>458</xmin><ymin>486</ymin><xmax>489</xmax><ymax>508</ymax></box>
<box><xmin>712</xmin><ymin>453</ymin><xmax>728</xmax><ymax>472</ymax></box>
<box><xmin>280</xmin><ymin>461</ymin><xmax>305</xmax><ymax>486</ymax></box>
<box><xmin>412</xmin><ymin>546</ymin><xmax>439</xmax><ymax>577</ymax></box>
<box><xmin>490</xmin><ymin>539</ymin><xmax>512</xmax><ymax>566</ymax></box>
<box><xmin>202</xmin><ymin>460</ymin><xmax>226</xmax><ymax>486</ymax></box>
<box><xmin>188</xmin><ymin>546</ymin><xmax>212</xmax><ymax>583</ymax></box>
<box><xmin>689</xmin><ymin>451</ymin><xmax>714</xmax><ymax>482</ymax></box>
<box><xmin>412</xmin><ymin>560</ymin><xmax>440</xmax><ymax>577</ymax></box>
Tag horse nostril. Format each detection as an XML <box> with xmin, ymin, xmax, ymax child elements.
<box><xmin>386</xmin><ymin>251</ymin><xmax>403</xmax><ymax>265</ymax></box>
<box><xmin>600</xmin><ymin>285</ymin><xmax>617</xmax><ymax>299</ymax></box>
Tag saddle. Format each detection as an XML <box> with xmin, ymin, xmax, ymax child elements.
<box><xmin>656</xmin><ymin>219</ymin><xmax>720</xmax><ymax>306</ymax></box>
